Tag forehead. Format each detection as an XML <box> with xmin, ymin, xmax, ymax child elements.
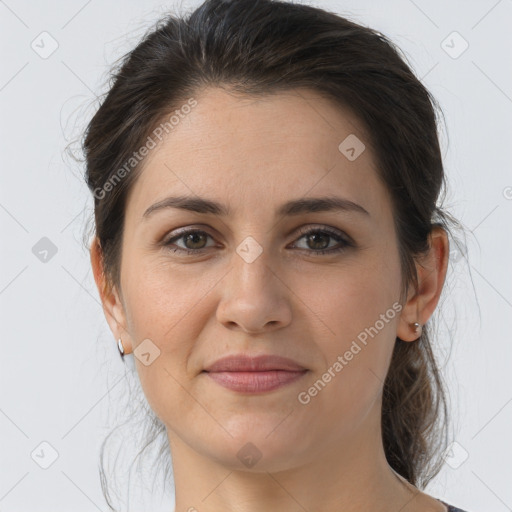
<box><xmin>125</xmin><ymin>87</ymin><xmax>391</xmax><ymax>223</ymax></box>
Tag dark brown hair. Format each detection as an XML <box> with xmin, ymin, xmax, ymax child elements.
<box><xmin>82</xmin><ymin>0</ymin><xmax>466</xmax><ymax>508</ymax></box>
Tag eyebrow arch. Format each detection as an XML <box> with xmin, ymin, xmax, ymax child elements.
<box><xmin>142</xmin><ymin>195</ymin><xmax>370</xmax><ymax>219</ymax></box>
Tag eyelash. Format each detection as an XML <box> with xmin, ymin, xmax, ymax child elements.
<box><xmin>162</xmin><ymin>226</ymin><xmax>353</xmax><ymax>256</ymax></box>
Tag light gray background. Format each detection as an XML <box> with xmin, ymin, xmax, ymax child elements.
<box><xmin>1</xmin><ymin>0</ymin><xmax>511</xmax><ymax>511</ymax></box>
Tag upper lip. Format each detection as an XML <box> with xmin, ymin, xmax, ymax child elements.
<box><xmin>203</xmin><ymin>354</ymin><xmax>307</xmax><ymax>372</ymax></box>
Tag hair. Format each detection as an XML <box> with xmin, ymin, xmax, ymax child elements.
<box><xmin>81</xmin><ymin>0</ymin><xmax>470</xmax><ymax>509</ymax></box>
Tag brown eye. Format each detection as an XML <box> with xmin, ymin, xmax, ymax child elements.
<box><xmin>164</xmin><ymin>229</ymin><xmax>215</xmax><ymax>254</ymax></box>
<box><xmin>291</xmin><ymin>226</ymin><xmax>352</xmax><ymax>255</ymax></box>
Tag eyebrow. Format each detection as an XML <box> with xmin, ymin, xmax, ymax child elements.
<box><xmin>142</xmin><ymin>195</ymin><xmax>370</xmax><ymax>219</ymax></box>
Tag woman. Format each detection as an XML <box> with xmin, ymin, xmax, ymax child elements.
<box><xmin>85</xmin><ymin>0</ymin><xmax>470</xmax><ymax>510</ymax></box>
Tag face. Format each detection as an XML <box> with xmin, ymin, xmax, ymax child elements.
<box><xmin>103</xmin><ymin>87</ymin><xmax>410</xmax><ymax>472</ymax></box>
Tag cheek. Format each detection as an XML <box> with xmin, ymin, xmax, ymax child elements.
<box><xmin>298</xmin><ymin>250</ymin><xmax>401</xmax><ymax>345</ymax></box>
<box><xmin>123</xmin><ymin>254</ymin><xmax>213</xmax><ymax>343</ymax></box>
<box><xmin>300</xmin><ymin>251</ymin><xmax>401</xmax><ymax>414</ymax></box>
<box><xmin>120</xmin><ymin>258</ymin><xmax>214</xmax><ymax>419</ymax></box>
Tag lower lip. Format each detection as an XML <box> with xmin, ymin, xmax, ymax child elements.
<box><xmin>204</xmin><ymin>370</ymin><xmax>308</xmax><ymax>393</ymax></box>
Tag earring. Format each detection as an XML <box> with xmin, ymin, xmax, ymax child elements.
<box><xmin>412</xmin><ymin>322</ymin><xmax>422</xmax><ymax>335</ymax></box>
<box><xmin>117</xmin><ymin>338</ymin><xmax>125</xmax><ymax>360</ymax></box>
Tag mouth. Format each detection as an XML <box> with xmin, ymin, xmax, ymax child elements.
<box><xmin>202</xmin><ymin>354</ymin><xmax>309</xmax><ymax>393</ymax></box>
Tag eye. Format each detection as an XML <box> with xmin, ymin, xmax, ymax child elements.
<box><xmin>290</xmin><ymin>226</ymin><xmax>352</xmax><ymax>255</ymax></box>
<box><xmin>163</xmin><ymin>228</ymin><xmax>216</xmax><ymax>255</ymax></box>
<box><xmin>162</xmin><ymin>225</ymin><xmax>353</xmax><ymax>256</ymax></box>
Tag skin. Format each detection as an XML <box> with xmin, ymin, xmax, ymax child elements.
<box><xmin>91</xmin><ymin>87</ymin><xmax>449</xmax><ymax>512</ymax></box>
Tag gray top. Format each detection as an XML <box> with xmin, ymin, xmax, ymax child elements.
<box><xmin>438</xmin><ymin>499</ymin><xmax>469</xmax><ymax>512</ymax></box>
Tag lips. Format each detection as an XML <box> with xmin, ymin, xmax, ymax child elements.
<box><xmin>202</xmin><ymin>354</ymin><xmax>308</xmax><ymax>393</ymax></box>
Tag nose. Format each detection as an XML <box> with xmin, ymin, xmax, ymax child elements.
<box><xmin>215</xmin><ymin>242</ymin><xmax>293</xmax><ymax>334</ymax></box>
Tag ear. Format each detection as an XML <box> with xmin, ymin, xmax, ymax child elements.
<box><xmin>90</xmin><ymin>236</ymin><xmax>133</xmax><ymax>354</ymax></box>
<box><xmin>397</xmin><ymin>226</ymin><xmax>449</xmax><ymax>342</ymax></box>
